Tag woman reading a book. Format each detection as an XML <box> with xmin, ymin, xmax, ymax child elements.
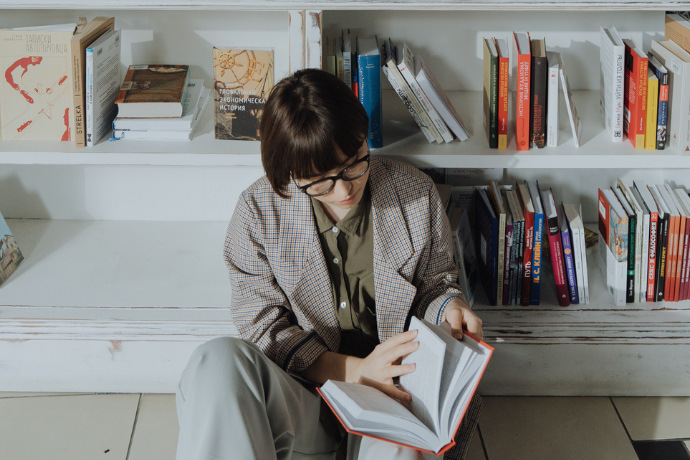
<box><xmin>175</xmin><ymin>68</ymin><xmax>483</xmax><ymax>460</ymax></box>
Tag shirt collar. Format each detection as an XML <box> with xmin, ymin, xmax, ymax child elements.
<box><xmin>311</xmin><ymin>185</ymin><xmax>371</xmax><ymax>236</ymax></box>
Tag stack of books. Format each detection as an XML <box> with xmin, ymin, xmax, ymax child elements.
<box><xmin>324</xmin><ymin>33</ymin><xmax>469</xmax><ymax>146</ymax></box>
<box><xmin>112</xmin><ymin>65</ymin><xmax>210</xmax><ymax>141</ymax></box>
<box><xmin>600</xmin><ymin>17</ymin><xmax>690</xmax><ymax>153</ymax></box>
<box><xmin>599</xmin><ymin>180</ymin><xmax>690</xmax><ymax>305</ymax></box>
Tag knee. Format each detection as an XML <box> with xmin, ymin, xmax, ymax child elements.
<box><xmin>181</xmin><ymin>337</ymin><xmax>262</xmax><ymax>389</ymax></box>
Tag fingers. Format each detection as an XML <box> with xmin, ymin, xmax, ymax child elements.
<box><xmin>445</xmin><ymin>303</ymin><xmax>484</xmax><ymax>341</ymax></box>
<box><xmin>361</xmin><ymin>377</ymin><xmax>413</xmax><ymax>404</ymax></box>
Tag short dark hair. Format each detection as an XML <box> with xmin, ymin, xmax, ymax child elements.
<box><xmin>260</xmin><ymin>68</ymin><xmax>369</xmax><ymax>198</ymax></box>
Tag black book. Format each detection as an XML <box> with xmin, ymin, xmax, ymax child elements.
<box><xmin>530</xmin><ymin>38</ymin><xmax>548</xmax><ymax>148</ymax></box>
<box><xmin>614</xmin><ymin>187</ymin><xmax>637</xmax><ymax>303</ymax></box>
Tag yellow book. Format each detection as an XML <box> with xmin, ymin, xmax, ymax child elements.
<box><xmin>645</xmin><ymin>68</ymin><xmax>659</xmax><ymax>151</ymax></box>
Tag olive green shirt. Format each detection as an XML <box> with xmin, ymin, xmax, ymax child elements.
<box><xmin>311</xmin><ymin>186</ymin><xmax>378</xmax><ymax>358</ymax></box>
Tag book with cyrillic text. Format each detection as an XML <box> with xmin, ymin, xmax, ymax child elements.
<box><xmin>318</xmin><ymin>317</ymin><xmax>493</xmax><ymax>456</ymax></box>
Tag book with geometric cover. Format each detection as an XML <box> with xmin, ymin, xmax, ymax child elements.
<box><xmin>212</xmin><ymin>48</ymin><xmax>274</xmax><ymax>141</ymax></box>
<box><xmin>0</xmin><ymin>22</ymin><xmax>78</xmax><ymax>141</ymax></box>
<box><xmin>318</xmin><ymin>317</ymin><xmax>492</xmax><ymax>456</ymax></box>
<box><xmin>0</xmin><ymin>209</ymin><xmax>23</xmax><ymax>286</ymax></box>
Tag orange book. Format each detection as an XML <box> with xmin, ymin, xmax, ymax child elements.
<box><xmin>623</xmin><ymin>39</ymin><xmax>648</xmax><ymax>149</ymax></box>
<box><xmin>513</xmin><ymin>31</ymin><xmax>531</xmax><ymax>151</ymax></box>
<box><xmin>656</xmin><ymin>184</ymin><xmax>680</xmax><ymax>301</ymax></box>
<box><xmin>495</xmin><ymin>38</ymin><xmax>510</xmax><ymax>150</ymax></box>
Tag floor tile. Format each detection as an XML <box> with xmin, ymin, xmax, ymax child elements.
<box><xmin>0</xmin><ymin>393</ymin><xmax>139</xmax><ymax>460</ymax></box>
<box><xmin>465</xmin><ymin>427</ymin><xmax>486</xmax><ymax>460</ymax></box>
<box><xmin>479</xmin><ymin>397</ymin><xmax>637</xmax><ymax>460</ymax></box>
<box><xmin>612</xmin><ymin>397</ymin><xmax>690</xmax><ymax>440</ymax></box>
<box><xmin>128</xmin><ymin>394</ymin><xmax>179</xmax><ymax>460</ymax></box>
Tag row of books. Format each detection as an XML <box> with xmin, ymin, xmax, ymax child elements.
<box><xmin>598</xmin><ymin>181</ymin><xmax>690</xmax><ymax>306</ymax></box>
<box><xmin>473</xmin><ymin>180</ymin><xmax>590</xmax><ymax>307</ymax></box>
<box><xmin>324</xmin><ymin>33</ymin><xmax>470</xmax><ymax>147</ymax></box>
<box><xmin>600</xmin><ymin>16</ymin><xmax>690</xmax><ymax>154</ymax></box>
<box><xmin>483</xmin><ymin>33</ymin><xmax>581</xmax><ymax>150</ymax></box>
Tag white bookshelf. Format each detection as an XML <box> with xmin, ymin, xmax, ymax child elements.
<box><xmin>1</xmin><ymin>1</ymin><xmax>689</xmax><ymax>394</ymax></box>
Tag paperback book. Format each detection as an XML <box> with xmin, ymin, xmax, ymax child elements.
<box><xmin>85</xmin><ymin>28</ymin><xmax>120</xmax><ymax>146</ymax></box>
<box><xmin>318</xmin><ymin>317</ymin><xmax>493</xmax><ymax>456</ymax></box>
<box><xmin>212</xmin><ymin>48</ymin><xmax>274</xmax><ymax>141</ymax></box>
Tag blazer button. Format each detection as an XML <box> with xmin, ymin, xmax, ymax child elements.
<box><xmin>339</xmin><ymin>301</ymin><xmax>347</xmax><ymax>309</ymax></box>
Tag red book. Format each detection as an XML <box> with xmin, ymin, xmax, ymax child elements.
<box><xmin>495</xmin><ymin>38</ymin><xmax>510</xmax><ymax>150</ymax></box>
<box><xmin>623</xmin><ymin>39</ymin><xmax>648</xmax><ymax>149</ymax></box>
<box><xmin>542</xmin><ymin>188</ymin><xmax>570</xmax><ymax>306</ymax></box>
<box><xmin>517</xmin><ymin>182</ymin><xmax>535</xmax><ymax>306</ymax></box>
<box><xmin>513</xmin><ymin>31</ymin><xmax>531</xmax><ymax>151</ymax></box>
<box><xmin>677</xmin><ymin>189</ymin><xmax>690</xmax><ymax>301</ymax></box>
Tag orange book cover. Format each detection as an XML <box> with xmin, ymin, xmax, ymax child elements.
<box><xmin>495</xmin><ymin>38</ymin><xmax>509</xmax><ymax>150</ymax></box>
<box><xmin>0</xmin><ymin>23</ymin><xmax>77</xmax><ymax>141</ymax></box>
<box><xmin>513</xmin><ymin>32</ymin><xmax>531</xmax><ymax>151</ymax></box>
<box><xmin>623</xmin><ymin>39</ymin><xmax>648</xmax><ymax>149</ymax></box>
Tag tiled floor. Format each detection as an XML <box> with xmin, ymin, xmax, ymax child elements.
<box><xmin>1</xmin><ymin>393</ymin><xmax>689</xmax><ymax>459</ymax></box>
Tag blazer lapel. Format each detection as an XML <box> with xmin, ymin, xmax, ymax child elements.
<box><xmin>369</xmin><ymin>159</ymin><xmax>418</xmax><ymax>342</ymax></box>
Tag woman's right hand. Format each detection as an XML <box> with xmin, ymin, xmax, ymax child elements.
<box><xmin>350</xmin><ymin>329</ymin><xmax>420</xmax><ymax>403</ymax></box>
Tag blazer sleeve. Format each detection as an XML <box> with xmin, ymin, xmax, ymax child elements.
<box><xmin>414</xmin><ymin>181</ymin><xmax>467</xmax><ymax>325</ymax></box>
<box><xmin>224</xmin><ymin>191</ymin><xmax>329</xmax><ymax>374</ymax></box>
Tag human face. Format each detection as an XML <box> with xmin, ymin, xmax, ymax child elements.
<box><xmin>294</xmin><ymin>140</ymin><xmax>371</xmax><ymax>220</ymax></box>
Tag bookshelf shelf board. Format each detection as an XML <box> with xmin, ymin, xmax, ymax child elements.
<box><xmin>7</xmin><ymin>1</ymin><xmax>689</xmax><ymax>11</ymax></box>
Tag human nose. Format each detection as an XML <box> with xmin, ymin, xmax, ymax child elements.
<box><xmin>332</xmin><ymin>177</ymin><xmax>353</xmax><ymax>196</ymax></box>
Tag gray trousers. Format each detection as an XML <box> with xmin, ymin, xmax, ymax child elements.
<box><xmin>176</xmin><ymin>337</ymin><xmax>480</xmax><ymax>460</ymax></box>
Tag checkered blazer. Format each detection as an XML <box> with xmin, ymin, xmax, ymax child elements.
<box><xmin>224</xmin><ymin>156</ymin><xmax>464</xmax><ymax>374</ymax></box>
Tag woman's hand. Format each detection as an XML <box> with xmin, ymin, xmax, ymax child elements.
<box><xmin>442</xmin><ymin>298</ymin><xmax>484</xmax><ymax>341</ymax></box>
<box><xmin>350</xmin><ymin>330</ymin><xmax>420</xmax><ymax>403</ymax></box>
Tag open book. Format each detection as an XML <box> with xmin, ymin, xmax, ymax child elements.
<box><xmin>317</xmin><ymin>317</ymin><xmax>493</xmax><ymax>455</ymax></box>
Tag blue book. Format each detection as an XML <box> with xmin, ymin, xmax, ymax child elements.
<box><xmin>528</xmin><ymin>181</ymin><xmax>545</xmax><ymax>305</ymax></box>
<box><xmin>475</xmin><ymin>187</ymin><xmax>499</xmax><ymax>306</ymax></box>
<box><xmin>559</xmin><ymin>203</ymin><xmax>579</xmax><ymax>304</ymax></box>
<box><xmin>357</xmin><ymin>36</ymin><xmax>383</xmax><ymax>149</ymax></box>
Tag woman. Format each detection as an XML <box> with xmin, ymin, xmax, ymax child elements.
<box><xmin>176</xmin><ymin>68</ymin><xmax>483</xmax><ymax>460</ymax></box>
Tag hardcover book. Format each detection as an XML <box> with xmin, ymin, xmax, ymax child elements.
<box><xmin>530</xmin><ymin>37</ymin><xmax>547</xmax><ymax>149</ymax></box>
<box><xmin>617</xmin><ymin>179</ymin><xmax>646</xmax><ymax>302</ymax></box>
<box><xmin>665</xmin><ymin>184</ymin><xmax>687</xmax><ymax>302</ymax></box>
<box><xmin>546</xmin><ymin>51</ymin><xmax>560</xmax><ymax>147</ymax></box>
<box><xmin>475</xmin><ymin>187</ymin><xmax>499</xmax><ymax>306</ymax></box>
<box><xmin>495</xmin><ymin>38</ymin><xmax>510</xmax><ymax>150</ymax></box>
<box><xmin>563</xmin><ymin>203</ymin><xmax>589</xmax><ymax>304</ymax></box>
<box><xmin>212</xmin><ymin>48</ymin><xmax>274</xmax><ymax>141</ymax></box>
<box><xmin>658</xmin><ymin>185</ymin><xmax>681</xmax><ymax>302</ymax></box>
<box><xmin>357</xmin><ymin>36</ymin><xmax>383</xmax><ymax>148</ymax></box>
<box><xmin>506</xmin><ymin>189</ymin><xmax>525</xmax><ymax>305</ymax></box>
<box><xmin>318</xmin><ymin>317</ymin><xmax>493</xmax><ymax>456</ymax></box>
<box><xmin>613</xmin><ymin>186</ymin><xmax>637</xmax><ymax>303</ymax></box>
<box><xmin>623</xmin><ymin>39</ymin><xmax>648</xmax><ymax>149</ymax></box>
<box><xmin>650</xmin><ymin>40</ymin><xmax>690</xmax><ymax>155</ymax></box>
<box><xmin>483</xmin><ymin>37</ymin><xmax>499</xmax><ymax>148</ymax></box>
<box><xmin>644</xmin><ymin>69</ymin><xmax>659</xmax><ymax>151</ymax></box>
<box><xmin>634</xmin><ymin>181</ymin><xmax>659</xmax><ymax>302</ymax></box>
<box><xmin>70</xmin><ymin>16</ymin><xmax>116</xmax><ymax>147</ymax></box>
<box><xmin>599</xmin><ymin>26</ymin><xmax>625</xmax><ymax>143</ymax></box>
<box><xmin>0</xmin><ymin>210</ymin><xmax>23</xmax><ymax>286</ymax></box>
<box><xmin>559</xmin><ymin>54</ymin><xmax>582</xmax><ymax>147</ymax></box>
<box><xmin>674</xmin><ymin>188</ymin><xmax>690</xmax><ymax>300</ymax></box>
<box><xmin>542</xmin><ymin>188</ymin><xmax>570</xmax><ymax>306</ymax></box>
<box><xmin>647</xmin><ymin>53</ymin><xmax>669</xmax><ymax>150</ymax></box>
<box><xmin>489</xmin><ymin>180</ymin><xmax>507</xmax><ymax>306</ymax></box>
<box><xmin>629</xmin><ymin>185</ymin><xmax>651</xmax><ymax>302</ymax></box>
<box><xmin>517</xmin><ymin>182</ymin><xmax>535</xmax><ymax>306</ymax></box>
<box><xmin>665</xmin><ymin>13</ymin><xmax>690</xmax><ymax>54</ymax></box>
<box><xmin>85</xmin><ymin>28</ymin><xmax>120</xmax><ymax>146</ymax></box>
<box><xmin>558</xmin><ymin>203</ymin><xmax>578</xmax><ymax>304</ymax></box>
<box><xmin>0</xmin><ymin>22</ymin><xmax>78</xmax><ymax>141</ymax></box>
<box><xmin>115</xmin><ymin>64</ymin><xmax>190</xmax><ymax>118</ymax></box>
<box><xmin>650</xmin><ymin>185</ymin><xmax>672</xmax><ymax>301</ymax></box>
<box><xmin>598</xmin><ymin>188</ymin><xmax>629</xmax><ymax>306</ymax></box>
<box><xmin>512</xmin><ymin>31</ymin><xmax>531</xmax><ymax>151</ymax></box>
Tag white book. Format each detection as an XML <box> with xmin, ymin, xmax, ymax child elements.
<box><xmin>342</xmin><ymin>29</ymin><xmax>352</xmax><ymax>89</ymax></box>
<box><xmin>629</xmin><ymin>185</ymin><xmax>651</xmax><ymax>302</ymax></box>
<box><xmin>616</xmin><ymin>180</ymin><xmax>645</xmax><ymax>302</ymax></box>
<box><xmin>414</xmin><ymin>55</ymin><xmax>469</xmax><ymax>141</ymax></box>
<box><xmin>546</xmin><ymin>51</ymin><xmax>560</xmax><ymax>147</ymax></box>
<box><xmin>318</xmin><ymin>317</ymin><xmax>492</xmax><ymax>455</ymax></box>
<box><xmin>598</xmin><ymin>235</ymin><xmax>626</xmax><ymax>306</ymax></box>
<box><xmin>382</xmin><ymin>39</ymin><xmax>440</xmax><ymax>143</ymax></box>
<box><xmin>563</xmin><ymin>203</ymin><xmax>588</xmax><ymax>304</ymax></box>
<box><xmin>113</xmin><ymin>79</ymin><xmax>208</xmax><ymax>131</ymax></box>
<box><xmin>599</xmin><ymin>26</ymin><xmax>625</xmax><ymax>142</ymax></box>
<box><xmin>650</xmin><ymin>40</ymin><xmax>690</xmax><ymax>155</ymax></box>
<box><xmin>397</xmin><ymin>43</ymin><xmax>453</xmax><ymax>143</ymax></box>
<box><xmin>559</xmin><ymin>54</ymin><xmax>582</xmax><ymax>147</ymax></box>
<box><xmin>85</xmin><ymin>29</ymin><xmax>121</xmax><ymax>147</ymax></box>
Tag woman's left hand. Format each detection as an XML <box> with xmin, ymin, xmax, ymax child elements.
<box><xmin>442</xmin><ymin>298</ymin><xmax>483</xmax><ymax>341</ymax></box>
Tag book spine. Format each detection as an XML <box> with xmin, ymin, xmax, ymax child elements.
<box><xmin>666</xmin><ymin>214</ymin><xmax>680</xmax><ymax>302</ymax></box>
<box><xmin>85</xmin><ymin>48</ymin><xmax>95</xmax><ymax>147</ymax></box>
<box><xmin>624</xmin><ymin>47</ymin><xmax>648</xmax><ymax>149</ymax></box>
<box><xmin>645</xmin><ymin>72</ymin><xmax>659</xmax><ymax>151</ymax></box>
<box><xmin>531</xmin><ymin>211</ymin><xmax>543</xmax><ymax>305</ymax></box>
<box><xmin>515</xmin><ymin>48</ymin><xmax>531</xmax><ymax>151</ymax></box>
<box><xmin>675</xmin><ymin>216</ymin><xmax>687</xmax><ymax>301</ymax></box>
<box><xmin>611</xmin><ymin>45</ymin><xmax>625</xmax><ymax>142</ymax></box>
<box><xmin>546</xmin><ymin>53</ymin><xmax>559</xmax><ymax>147</ymax></box>
<box><xmin>512</xmin><ymin>219</ymin><xmax>524</xmax><ymax>305</ymax></box>
<box><xmin>484</xmin><ymin>46</ymin><xmax>499</xmax><ymax>148</ymax></box>
<box><xmin>561</xmin><ymin>227</ymin><xmax>579</xmax><ymax>304</ymax></box>
<box><xmin>625</xmin><ymin>214</ymin><xmax>637</xmax><ymax>303</ymax></box>
<box><xmin>656</xmin><ymin>215</ymin><xmax>668</xmax><ymax>301</ymax></box>
<box><xmin>647</xmin><ymin>211</ymin><xmax>659</xmax><ymax>302</ymax></box>
<box><xmin>530</xmin><ymin>54</ymin><xmax>547</xmax><ymax>148</ymax></box>
<box><xmin>71</xmin><ymin>33</ymin><xmax>85</xmax><ymax>147</ymax></box>
<box><xmin>681</xmin><ymin>218</ymin><xmax>690</xmax><ymax>300</ymax></box>
<box><xmin>497</xmin><ymin>54</ymin><xmax>510</xmax><ymax>150</ymax></box>
<box><xmin>358</xmin><ymin>53</ymin><xmax>383</xmax><ymax>149</ymax></box>
<box><xmin>654</xmin><ymin>67</ymin><xmax>670</xmax><ymax>150</ymax></box>
<box><xmin>546</xmin><ymin>214</ymin><xmax>570</xmax><ymax>306</ymax></box>
<box><xmin>503</xmin><ymin>220</ymin><xmax>513</xmax><ymax>304</ymax></box>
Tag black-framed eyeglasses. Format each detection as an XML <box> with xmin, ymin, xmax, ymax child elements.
<box><xmin>297</xmin><ymin>154</ymin><xmax>371</xmax><ymax>197</ymax></box>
